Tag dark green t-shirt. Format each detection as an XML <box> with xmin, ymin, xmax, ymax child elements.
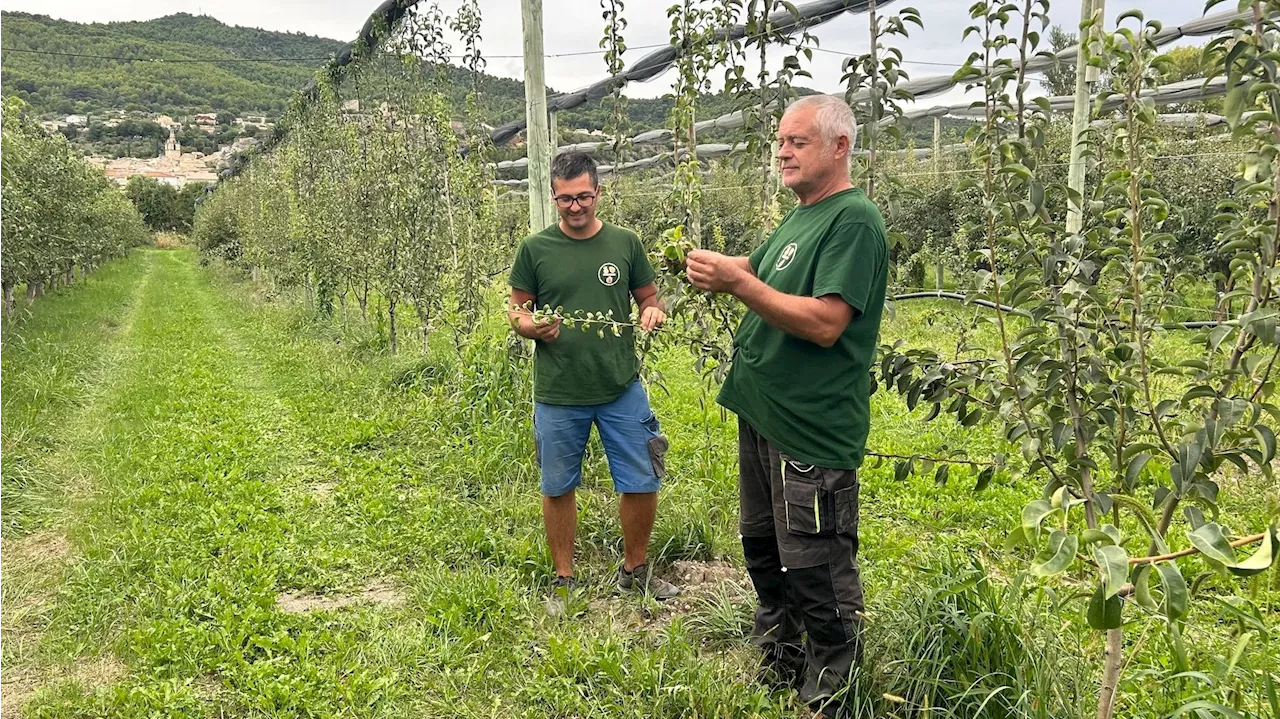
<box><xmin>717</xmin><ymin>188</ymin><xmax>888</xmax><ymax>470</ymax></box>
<box><xmin>510</xmin><ymin>221</ymin><xmax>656</xmax><ymax>405</ymax></box>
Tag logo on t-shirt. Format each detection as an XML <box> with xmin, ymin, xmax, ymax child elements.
<box><xmin>775</xmin><ymin>242</ymin><xmax>798</xmax><ymax>271</ymax></box>
<box><xmin>598</xmin><ymin>263</ymin><xmax>620</xmax><ymax>286</ymax></box>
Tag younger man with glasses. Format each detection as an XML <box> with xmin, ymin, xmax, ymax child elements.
<box><xmin>508</xmin><ymin>151</ymin><xmax>680</xmax><ymax>615</ymax></box>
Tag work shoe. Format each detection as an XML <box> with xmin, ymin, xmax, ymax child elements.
<box><xmin>617</xmin><ymin>563</ymin><xmax>681</xmax><ymax>600</ymax></box>
<box><xmin>546</xmin><ymin>575</ymin><xmax>580</xmax><ymax>617</ymax></box>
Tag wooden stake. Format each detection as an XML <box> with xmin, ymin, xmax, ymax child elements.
<box><xmin>521</xmin><ymin>0</ymin><xmax>552</xmax><ymax>232</ymax></box>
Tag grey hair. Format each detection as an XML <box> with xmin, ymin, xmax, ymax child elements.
<box><xmin>785</xmin><ymin>95</ymin><xmax>858</xmax><ymax>165</ymax></box>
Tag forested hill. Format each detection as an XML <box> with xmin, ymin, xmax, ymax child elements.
<box><xmin>0</xmin><ymin>12</ymin><xmax>346</xmax><ymax>118</ymax></box>
<box><xmin>2</xmin><ymin>11</ymin><xmax>936</xmax><ymax>141</ymax></box>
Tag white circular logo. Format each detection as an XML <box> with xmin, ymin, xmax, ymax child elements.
<box><xmin>598</xmin><ymin>262</ymin><xmax>620</xmax><ymax>286</ymax></box>
<box><xmin>775</xmin><ymin>242</ymin><xmax>798</xmax><ymax>271</ymax></box>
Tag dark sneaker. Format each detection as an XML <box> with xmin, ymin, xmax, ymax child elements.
<box><xmin>546</xmin><ymin>575</ymin><xmax>579</xmax><ymax>617</ymax></box>
<box><xmin>617</xmin><ymin>563</ymin><xmax>680</xmax><ymax>600</ymax></box>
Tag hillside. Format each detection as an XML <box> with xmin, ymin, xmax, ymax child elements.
<box><xmin>0</xmin><ymin>11</ymin><xmax>955</xmax><ymax>144</ymax></box>
<box><xmin>0</xmin><ymin>12</ymin><xmax>345</xmax><ymax>118</ymax></box>
<box><xmin>1</xmin><ymin>12</ymin><xmax>748</xmax><ymax>131</ymax></box>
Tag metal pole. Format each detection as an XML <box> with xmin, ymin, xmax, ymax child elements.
<box><xmin>933</xmin><ymin>114</ymin><xmax>944</xmax><ymax>289</ymax></box>
<box><xmin>1066</xmin><ymin>0</ymin><xmax>1104</xmax><ymax>234</ymax></box>
<box><xmin>932</xmin><ymin>115</ymin><xmax>941</xmax><ymax>179</ymax></box>
<box><xmin>521</xmin><ymin>0</ymin><xmax>552</xmax><ymax>232</ymax></box>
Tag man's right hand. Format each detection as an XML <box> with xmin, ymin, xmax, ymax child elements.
<box><xmin>530</xmin><ymin>315</ymin><xmax>561</xmax><ymax>342</ymax></box>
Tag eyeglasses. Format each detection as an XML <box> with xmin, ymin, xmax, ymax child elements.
<box><xmin>554</xmin><ymin>193</ymin><xmax>598</xmax><ymax>209</ymax></box>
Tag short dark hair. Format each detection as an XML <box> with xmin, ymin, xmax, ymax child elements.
<box><xmin>550</xmin><ymin>151</ymin><xmax>598</xmax><ymax>189</ymax></box>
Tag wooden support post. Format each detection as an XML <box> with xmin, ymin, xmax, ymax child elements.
<box><xmin>521</xmin><ymin>0</ymin><xmax>552</xmax><ymax>232</ymax></box>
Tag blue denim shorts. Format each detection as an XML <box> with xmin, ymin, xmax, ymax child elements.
<box><xmin>533</xmin><ymin>380</ymin><xmax>668</xmax><ymax>497</ymax></box>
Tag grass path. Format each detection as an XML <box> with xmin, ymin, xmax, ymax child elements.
<box><xmin>3</xmin><ymin>252</ymin><xmax>157</xmax><ymax>716</ymax></box>
<box><xmin>1</xmin><ymin>250</ymin><xmax>789</xmax><ymax>718</ymax></box>
<box><xmin>4</xmin><ymin>249</ymin><xmax>1273</xmax><ymax>718</ymax></box>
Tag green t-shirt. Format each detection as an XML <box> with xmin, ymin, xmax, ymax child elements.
<box><xmin>717</xmin><ymin>188</ymin><xmax>888</xmax><ymax>470</ymax></box>
<box><xmin>510</xmin><ymin>221</ymin><xmax>656</xmax><ymax>405</ymax></box>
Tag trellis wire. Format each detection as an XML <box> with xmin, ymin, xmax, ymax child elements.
<box><xmin>486</xmin><ymin>0</ymin><xmax>892</xmax><ymax>146</ymax></box>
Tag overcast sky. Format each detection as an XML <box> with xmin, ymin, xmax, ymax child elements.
<box><xmin>3</xmin><ymin>0</ymin><xmax>1210</xmax><ymax>109</ymax></box>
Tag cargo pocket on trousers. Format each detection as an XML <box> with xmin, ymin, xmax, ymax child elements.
<box><xmin>642</xmin><ymin>412</ymin><xmax>668</xmax><ymax>478</ymax></box>
<box><xmin>782</xmin><ymin>457</ymin><xmax>833</xmax><ymax>536</ymax></box>
<box><xmin>834</xmin><ymin>480</ymin><xmax>859</xmax><ymax>534</ymax></box>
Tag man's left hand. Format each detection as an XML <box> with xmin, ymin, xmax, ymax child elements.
<box><xmin>686</xmin><ymin>249</ymin><xmax>745</xmax><ymax>294</ymax></box>
<box><xmin>640</xmin><ymin>305</ymin><xmax>667</xmax><ymax>332</ymax></box>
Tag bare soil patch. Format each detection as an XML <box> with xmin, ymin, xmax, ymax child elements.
<box><xmin>583</xmin><ymin>560</ymin><xmax>751</xmax><ymax>634</ymax></box>
<box><xmin>275</xmin><ymin>578</ymin><xmax>406</xmax><ymax>614</ymax></box>
<box><xmin>1</xmin><ymin>669</ymin><xmax>40</xmax><ymax>719</ymax></box>
<box><xmin>3</xmin><ymin>532</ymin><xmax>71</xmax><ymax>564</ymax></box>
<box><xmin>68</xmin><ymin>657</ymin><xmax>125</xmax><ymax>688</ymax></box>
<box><xmin>0</xmin><ymin>656</ymin><xmax>125</xmax><ymax>719</ymax></box>
<box><xmin>308</xmin><ymin>480</ymin><xmax>339</xmax><ymax>501</ymax></box>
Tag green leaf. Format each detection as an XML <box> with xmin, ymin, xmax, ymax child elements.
<box><xmin>973</xmin><ymin>466</ymin><xmax>995</xmax><ymax>491</ymax></box>
<box><xmin>1095</xmin><ymin>545</ymin><xmax>1129</xmax><ymax>598</ymax></box>
<box><xmin>1029</xmin><ymin>181</ymin><xmax>1045</xmax><ymax>210</ymax></box>
<box><xmin>1254</xmin><ymin>425</ymin><xmax>1276</xmax><ymax>464</ymax></box>
<box><xmin>1031</xmin><ymin>530</ymin><xmax>1077</xmax><ymax>577</ymax></box>
<box><xmin>1157</xmin><ymin>562</ymin><xmax>1189</xmax><ymax>621</ymax></box>
<box><xmin>1270</xmin><ymin>674</ymin><xmax>1280</xmax><ymax>719</ymax></box>
<box><xmin>1188</xmin><ymin>523</ymin><xmax>1238</xmax><ymax>565</ymax></box>
<box><xmin>1125</xmin><ymin>453</ymin><xmax>1151</xmax><ymax>488</ymax></box>
<box><xmin>1004</xmin><ymin>524</ymin><xmax>1028</xmax><ymax>552</ymax></box>
<box><xmin>1103</xmin><ymin>524</ymin><xmax>1121</xmax><ymax>546</ymax></box>
<box><xmin>1208</xmin><ymin>323</ymin><xmax>1235</xmax><ymax>351</ymax></box>
<box><xmin>1189</xmin><ymin>523</ymin><xmax>1278</xmax><ymax>576</ymax></box>
<box><xmin>1133</xmin><ymin>564</ymin><xmax>1156</xmax><ymax>610</ymax></box>
<box><xmin>1087</xmin><ymin>582</ymin><xmax>1123</xmax><ymax>630</ymax></box>
<box><xmin>1081</xmin><ymin>528</ymin><xmax>1116</xmax><ymax>546</ymax></box>
<box><xmin>1021</xmin><ymin>499</ymin><xmax>1055</xmax><ymax>534</ymax></box>
<box><xmin>1214</xmin><ymin>596</ymin><xmax>1269</xmax><ymax>635</ymax></box>
<box><xmin>1226</xmin><ymin>631</ymin><xmax>1255</xmax><ymax>676</ymax></box>
<box><xmin>1231</xmin><ymin>526</ymin><xmax>1278</xmax><ymax>576</ymax></box>
<box><xmin>1224</xmin><ymin>83</ymin><xmax>1248</xmax><ymax>127</ymax></box>
<box><xmin>1171</xmin><ymin>701</ymin><xmax>1246</xmax><ymax>719</ymax></box>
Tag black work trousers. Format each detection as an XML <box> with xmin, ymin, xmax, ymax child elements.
<box><xmin>738</xmin><ymin>418</ymin><xmax>865</xmax><ymax>712</ymax></box>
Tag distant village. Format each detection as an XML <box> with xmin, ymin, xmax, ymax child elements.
<box><xmin>41</xmin><ymin>110</ymin><xmax>274</xmax><ymax>188</ymax></box>
<box><xmin>40</xmin><ymin>102</ymin><xmax>602</xmax><ymax>188</ymax></box>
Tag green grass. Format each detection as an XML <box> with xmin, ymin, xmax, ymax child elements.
<box><xmin>1</xmin><ymin>248</ymin><xmax>1276</xmax><ymax>718</ymax></box>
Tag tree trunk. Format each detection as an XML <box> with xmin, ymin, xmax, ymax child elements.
<box><xmin>252</xmin><ymin>265</ymin><xmax>260</xmax><ymax>283</ymax></box>
<box><xmin>1096</xmin><ymin>627</ymin><xmax>1123</xmax><ymax>719</ymax></box>
<box><xmin>358</xmin><ymin>281</ymin><xmax>369</xmax><ymax>322</ymax></box>
<box><xmin>935</xmin><ymin>262</ymin><xmax>945</xmax><ymax>290</ymax></box>
<box><xmin>66</xmin><ymin>266</ymin><xmax>74</xmax><ymax>286</ymax></box>
<box><xmin>4</xmin><ymin>283</ymin><xmax>15</xmax><ymax>319</ymax></box>
<box><xmin>26</xmin><ymin>282</ymin><xmax>39</xmax><ymax>305</ymax></box>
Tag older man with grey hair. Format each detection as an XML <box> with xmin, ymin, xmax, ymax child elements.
<box><xmin>685</xmin><ymin>94</ymin><xmax>888</xmax><ymax>715</ymax></box>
